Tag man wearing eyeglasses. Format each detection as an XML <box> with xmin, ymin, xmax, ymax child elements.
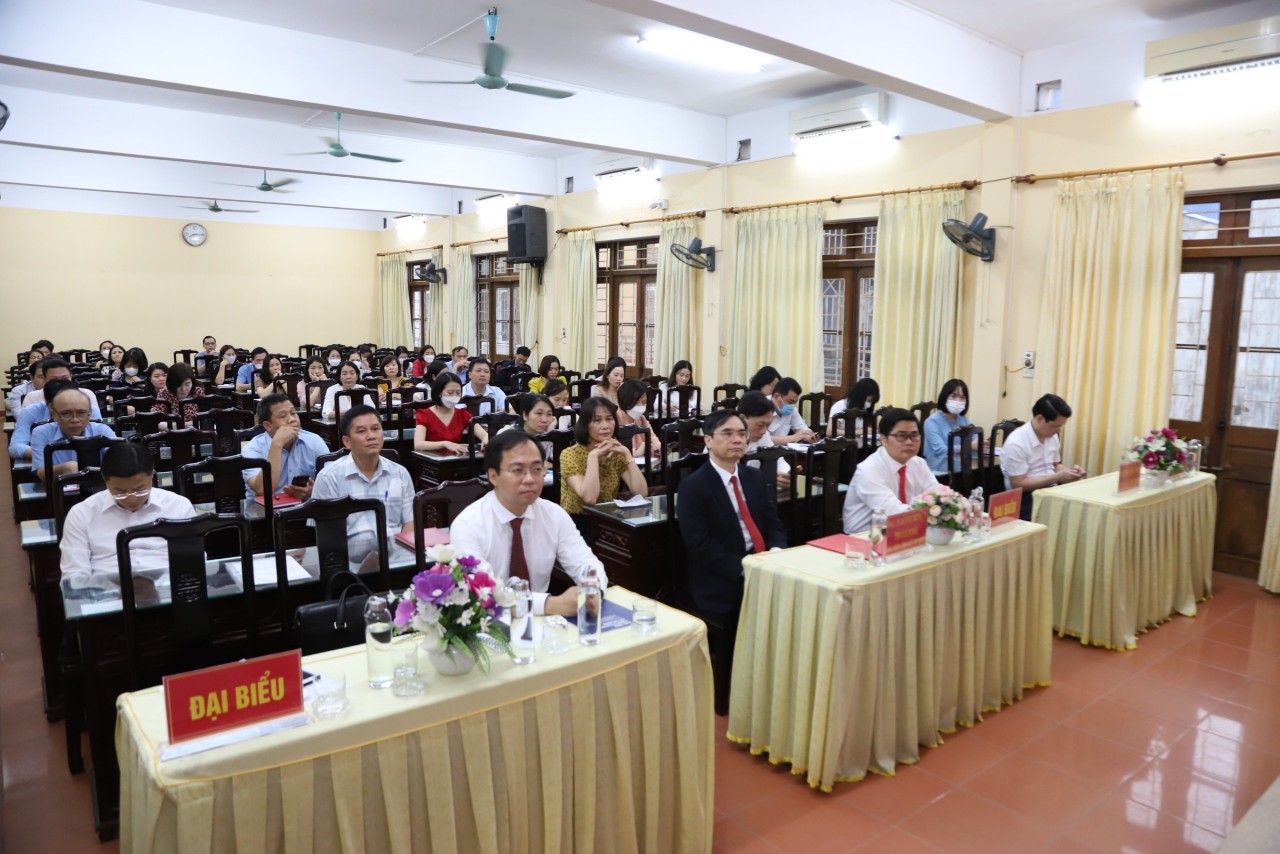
<box><xmin>842</xmin><ymin>408</ymin><xmax>941</xmax><ymax>535</ymax></box>
<box><xmin>60</xmin><ymin>444</ymin><xmax>197</xmax><ymax>585</ymax></box>
<box><xmin>1002</xmin><ymin>393</ymin><xmax>1086</xmax><ymax>520</ymax></box>
<box><xmin>29</xmin><ymin>383</ymin><xmax>118</xmax><ymax>483</ymax></box>
<box><xmin>450</xmin><ymin>430</ymin><xmax>604</xmax><ymax>616</ymax></box>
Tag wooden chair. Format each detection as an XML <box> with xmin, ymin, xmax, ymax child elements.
<box><xmin>553</xmin><ymin>406</ymin><xmax>578</xmax><ymax>429</ymax></box>
<box><xmin>713</xmin><ymin>383</ymin><xmax>748</xmax><ymax>407</ymax></box>
<box><xmin>50</xmin><ymin>468</ymin><xmax>107</xmax><ymax>539</ymax></box>
<box><xmin>660</xmin><ymin>418</ymin><xmax>705</xmax><ymax>458</ymax></box>
<box><xmin>137</xmin><ymin>427</ymin><xmax>216</xmax><ymax>473</ymax></box>
<box><xmin>506</xmin><ymin>391</ymin><xmax>533</xmax><ymax>415</ymax></box>
<box><xmin>833</xmin><ymin>408</ymin><xmax>880</xmax><ymax>462</ymax></box>
<box><xmin>536</xmin><ymin>429</ymin><xmax>576</xmax><ymax>504</ymax></box>
<box><xmin>801</xmin><ymin>437</ymin><xmax>854</xmax><ymax>538</ymax></box>
<box><xmin>409</xmin><ymin>478</ymin><xmax>493</xmax><ymax>570</ymax></box>
<box><xmin>194</xmin><ymin>408</ymin><xmax>256</xmax><ymax>456</ymax></box>
<box><xmin>568</xmin><ymin>378</ymin><xmax>597</xmax><ymax>405</ymax></box>
<box><xmin>115</xmin><ymin>410</ymin><xmax>177</xmax><ymax>438</ymax></box>
<box><xmin>459</xmin><ymin>393</ymin><xmax>500</xmax><ymax>417</ymax></box>
<box><xmin>798</xmin><ymin>391</ymin><xmax>832</xmax><ymax>434</ymax></box>
<box><xmin>662</xmin><ymin>384</ymin><xmax>702</xmax><ymax>419</ymax></box>
<box><xmin>986</xmin><ymin>419</ymin><xmax>1024</xmax><ymax>496</ymax></box>
<box><xmin>332</xmin><ymin>387</ymin><xmax>378</xmax><ymax>420</ymax></box>
<box><xmin>171</xmin><ymin>349</ymin><xmax>199</xmax><ymax>366</ymax></box>
<box><xmin>910</xmin><ymin>400</ymin><xmax>937</xmax><ymax>424</ymax></box>
<box><xmin>558</xmin><ymin>368</ymin><xmax>582</xmax><ymax>385</ymax></box>
<box><xmin>176</xmin><ymin>394</ymin><xmax>233</xmax><ymax>427</ymax></box>
<box><xmin>176</xmin><ymin>455</ymin><xmax>270</xmax><ymax>516</ymax></box>
<box><xmin>946</xmin><ymin>424</ymin><xmax>986</xmax><ymax>497</ymax></box>
<box><xmin>304</xmin><ymin>379</ymin><xmax>336</xmax><ymax>414</ymax></box>
<box><xmin>40</xmin><ymin>435</ymin><xmax>127</xmax><ymax>485</ymax></box>
<box><xmin>616</xmin><ymin>424</ymin><xmax>655</xmax><ymax>482</ymax></box>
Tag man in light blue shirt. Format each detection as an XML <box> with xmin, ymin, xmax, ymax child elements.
<box><xmin>242</xmin><ymin>394</ymin><xmax>330</xmax><ymax>498</ymax></box>
<box><xmin>460</xmin><ymin>357</ymin><xmax>506</xmax><ymax>415</ymax></box>
<box><xmin>30</xmin><ymin>384</ymin><xmax>117</xmax><ymax>482</ymax></box>
<box><xmin>6</xmin><ymin>348</ymin><xmax>45</xmax><ymax>413</ymax></box>
<box><xmin>11</xmin><ymin>373</ymin><xmax>104</xmax><ymax>461</ymax></box>
<box><xmin>235</xmin><ymin>347</ymin><xmax>268</xmax><ymax>393</ymax></box>
<box><xmin>312</xmin><ymin>404</ymin><xmax>415</xmax><ymax>561</ymax></box>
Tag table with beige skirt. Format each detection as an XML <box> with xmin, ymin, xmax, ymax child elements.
<box><xmin>1032</xmin><ymin>471</ymin><xmax>1217</xmax><ymax>650</ymax></box>
<box><xmin>727</xmin><ymin>521</ymin><xmax>1051</xmax><ymax>791</ymax></box>
<box><xmin>115</xmin><ymin>589</ymin><xmax>714</xmax><ymax>854</ymax></box>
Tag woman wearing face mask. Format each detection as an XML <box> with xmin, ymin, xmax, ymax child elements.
<box><xmin>591</xmin><ymin>356</ymin><xmax>627</xmax><ymax>404</ymax></box>
<box><xmin>303</xmin><ymin>357</ymin><xmax>329</xmax><ymax>411</ymax></box>
<box><xmin>212</xmin><ymin>345</ymin><xmax>239</xmax><ymax>386</ymax></box>
<box><xmin>923</xmin><ymin>378</ymin><xmax>975</xmax><ymax>474</ymax></box>
<box><xmin>111</xmin><ymin>348</ymin><xmax>149</xmax><ymax>386</ymax></box>
<box><xmin>411</xmin><ymin>344</ymin><xmax>436</xmax><ymax>378</ymax></box>
<box><xmin>560</xmin><ymin>397</ymin><xmax>648</xmax><ymax>534</ymax></box>
<box><xmin>827</xmin><ymin>377</ymin><xmax>880</xmax><ymax>438</ymax></box>
<box><xmin>95</xmin><ymin>340</ymin><xmax>115</xmax><ymax>372</ymax></box>
<box><xmin>323</xmin><ymin>346</ymin><xmax>345</xmax><ymax>375</ymax></box>
<box><xmin>321</xmin><ymin>361</ymin><xmax>367</xmax><ymax>420</ymax></box>
<box><xmin>616</xmin><ymin>378</ymin><xmax>658</xmax><ymax>458</ymax></box>
<box><xmin>413</xmin><ymin>371</ymin><xmax>488</xmax><ymax>455</ymax></box>
<box><xmin>102</xmin><ymin>344</ymin><xmax>126</xmax><ymax>377</ymax></box>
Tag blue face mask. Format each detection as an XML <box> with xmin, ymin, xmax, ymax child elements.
<box><xmin>780</xmin><ymin>403</ymin><xmax>796</xmax><ymax>416</ymax></box>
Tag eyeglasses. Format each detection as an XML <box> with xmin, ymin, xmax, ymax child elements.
<box><xmin>55</xmin><ymin>409</ymin><xmax>91</xmax><ymax>421</ymax></box>
<box><xmin>503</xmin><ymin>465</ymin><xmax>546</xmax><ymax>480</ymax></box>
<box><xmin>110</xmin><ymin>488</ymin><xmax>152</xmax><ymax>501</ymax></box>
<box><xmin>887</xmin><ymin>431</ymin><xmax>922</xmax><ymax>443</ymax></box>
<box><xmin>713</xmin><ymin>429</ymin><xmax>748</xmax><ymax>440</ymax></box>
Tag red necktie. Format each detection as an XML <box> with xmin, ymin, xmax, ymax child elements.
<box><xmin>730</xmin><ymin>474</ymin><xmax>767</xmax><ymax>554</ymax></box>
<box><xmin>509</xmin><ymin>518</ymin><xmax>530</xmax><ymax>581</ymax></box>
<box><xmin>898</xmin><ymin>466</ymin><xmax>907</xmax><ymax>503</ymax></box>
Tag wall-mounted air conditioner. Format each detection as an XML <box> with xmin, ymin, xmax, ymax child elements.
<box><xmin>789</xmin><ymin>93</ymin><xmax>886</xmax><ymax>141</ymax></box>
<box><xmin>1145</xmin><ymin>15</ymin><xmax>1280</xmax><ymax>78</ymax></box>
<box><xmin>591</xmin><ymin>153</ymin><xmax>655</xmax><ymax>180</ymax></box>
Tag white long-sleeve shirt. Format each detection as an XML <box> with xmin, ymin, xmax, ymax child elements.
<box><xmin>60</xmin><ymin>487</ymin><xmax>198</xmax><ymax>582</ymax></box>
<box><xmin>842</xmin><ymin>447</ymin><xmax>939</xmax><ymax>535</ymax></box>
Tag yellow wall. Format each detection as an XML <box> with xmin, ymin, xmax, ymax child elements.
<box><xmin>0</xmin><ymin>208</ymin><xmax>379</xmax><ymax>366</ymax></box>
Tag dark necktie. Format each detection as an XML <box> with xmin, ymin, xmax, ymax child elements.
<box><xmin>730</xmin><ymin>474</ymin><xmax>767</xmax><ymax>554</ymax></box>
<box><xmin>509</xmin><ymin>518</ymin><xmax>530</xmax><ymax>581</ymax></box>
<box><xmin>898</xmin><ymin>465</ymin><xmax>907</xmax><ymax>503</ymax></box>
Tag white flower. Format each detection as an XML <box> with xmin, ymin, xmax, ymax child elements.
<box><xmin>478</xmin><ymin>615</ymin><xmax>492</xmax><ymax>633</ymax></box>
<box><xmin>444</xmin><ymin>586</ymin><xmax>471</xmax><ymax>607</ymax></box>
<box><xmin>1148</xmin><ymin>437</ymin><xmax>1166</xmax><ymax>452</ymax></box>
<box><xmin>456</xmin><ymin>609</ymin><xmax>473</xmax><ymax>627</ymax></box>
<box><xmin>494</xmin><ymin>586</ymin><xmax>516</xmax><ymax>608</ymax></box>
<box><xmin>426</xmin><ymin>545</ymin><xmax>457</xmax><ymax>565</ymax></box>
<box><xmin>929</xmin><ymin>505</ymin><xmax>942</xmax><ymax>517</ymax></box>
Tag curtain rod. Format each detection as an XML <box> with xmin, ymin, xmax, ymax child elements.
<box><xmin>555</xmin><ymin>210</ymin><xmax>707</xmax><ymax>235</ymax></box>
<box><xmin>1013</xmin><ymin>148</ymin><xmax>1280</xmax><ymax>184</ymax></box>
<box><xmin>375</xmin><ymin>244</ymin><xmax>442</xmax><ymax>257</ymax></box>
<box><xmin>723</xmin><ymin>180</ymin><xmax>979</xmax><ymax>214</ymax></box>
<box><xmin>450</xmin><ymin>235</ymin><xmax>505</xmax><ymax>248</ymax></box>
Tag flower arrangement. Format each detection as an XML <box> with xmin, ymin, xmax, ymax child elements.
<box><xmin>1125</xmin><ymin>427</ymin><xmax>1188</xmax><ymax>473</ymax></box>
<box><xmin>390</xmin><ymin>546</ymin><xmax>513</xmax><ymax>672</ymax></box>
<box><xmin>910</xmin><ymin>486</ymin><xmax>974</xmax><ymax>532</ymax></box>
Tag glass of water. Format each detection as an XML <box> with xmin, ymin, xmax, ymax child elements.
<box><xmin>312</xmin><ymin>671</ymin><xmax>348</xmax><ymax>718</ymax></box>
<box><xmin>542</xmin><ymin>616</ymin><xmax>573</xmax><ymax>655</ymax></box>
<box><xmin>391</xmin><ymin>644</ymin><xmax>427</xmax><ymax>698</ymax></box>
<box><xmin>506</xmin><ymin>578</ymin><xmax>535</xmax><ymax>665</ymax></box>
<box><xmin>632</xmin><ymin>597</ymin><xmax>659</xmax><ymax>635</ymax></box>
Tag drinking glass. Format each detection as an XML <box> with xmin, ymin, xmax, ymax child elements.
<box><xmin>542</xmin><ymin>616</ymin><xmax>573</xmax><ymax>655</ymax></box>
<box><xmin>844</xmin><ymin>542</ymin><xmax>867</xmax><ymax>571</ymax></box>
<box><xmin>391</xmin><ymin>644</ymin><xmax>427</xmax><ymax>697</ymax></box>
<box><xmin>312</xmin><ymin>672</ymin><xmax>348</xmax><ymax>718</ymax></box>
<box><xmin>632</xmin><ymin>597</ymin><xmax>659</xmax><ymax>635</ymax></box>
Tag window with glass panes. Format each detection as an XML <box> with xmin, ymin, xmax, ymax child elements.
<box><xmin>821</xmin><ymin>220</ymin><xmax>877</xmax><ymax>398</ymax></box>
<box><xmin>474</xmin><ymin>253</ymin><xmax>521</xmax><ymax>362</ymax></box>
<box><xmin>406</xmin><ymin>261</ymin><xmax>433</xmax><ymax>350</ymax></box>
<box><xmin>595</xmin><ymin>239</ymin><xmax>658</xmax><ymax>373</ymax></box>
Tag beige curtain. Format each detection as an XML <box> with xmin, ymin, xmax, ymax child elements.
<box><xmin>448</xmin><ymin>245</ymin><xmax>476</xmax><ymax>352</ymax></box>
<box><xmin>425</xmin><ymin>246</ymin><xmax>446</xmax><ymax>353</ymax></box>
<box><xmin>653</xmin><ymin>218</ymin><xmax>696</xmax><ymax>373</ymax></box>
<box><xmin>563</xmin><ymin>231</ymin><xmax>596</xmax><ymax>375</ymax></box>
<box><xmin>1260</xmin><ymin>450</ymin><xmax>1280</xmax><ymax>591</ymax></box>
<box><xmin>726</xmin><ymin>203</ymin><xmax>824</xmax><ymax>392</ymax></box>
<box><xmin>518</xmin><ymin>261</ymin><xmax>540</xmax><ymax>358</ymax></box>
<box><xmin>377</xmin><ymin>251</ymin><xmax>411</xmax><ymax>349</ymax></box>
<box><xmin>1036</xmin><ymin>171</ymin><xmax>1184</xmax><ymax>476</ymax></box>
<box><xmin>869</xmin><ymin>189</ymin><xmax>965</xmax><ymax>408</ymax></box>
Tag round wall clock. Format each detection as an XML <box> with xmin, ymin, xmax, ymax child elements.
<box><xmin>182</xmin><ymin>222</ymin><xmax>208</xmax><ymax>247</ymax></box>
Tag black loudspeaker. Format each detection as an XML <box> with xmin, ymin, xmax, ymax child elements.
<box><xmin>507</xmin><ymin>205</ymin><xmax>547</xmax><ymax>263</ymax></box>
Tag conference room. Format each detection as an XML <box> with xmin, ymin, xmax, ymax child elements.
<box><xmin>3</xmin><ymin>0</ymin><xmax>1280</xmax><ymax>851</ymax></box>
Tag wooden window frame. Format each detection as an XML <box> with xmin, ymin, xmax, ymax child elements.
<box><xmin>595</xmin><ymin>238</ymin><xmax>659</xmax><ymax>374</ymax></box>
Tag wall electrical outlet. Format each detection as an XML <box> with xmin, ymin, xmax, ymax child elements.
<box><xmin>1022</xmin><ymin>350</ymin><xmax>1036</xmax><ymax>378</ymax></box>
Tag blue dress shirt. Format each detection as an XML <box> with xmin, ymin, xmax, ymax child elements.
<box><xmin>240</xmin><ymin>429</ymin><xmax>330</xmax><ymax>497</ymax></box>
<box><xmin>923</xmin><ymin>410</ymin><xmax>972</xmax><ymax>474</ymax></box>
<box><xmin>30</xmin><ymin>421</ymin><xmax>118</xmax><ymax>478</ymax></box>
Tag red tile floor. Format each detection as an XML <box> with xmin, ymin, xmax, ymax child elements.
<box><xmin>2</xmin><ymin>460</ymin><xmax>1278</xmax><ymax>851</ymax></box>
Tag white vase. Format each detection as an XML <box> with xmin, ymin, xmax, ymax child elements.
<box><xmin>1151</xmin><ymin>469</ymin><xmax>1170</xmax><ymax>488</ymax></box>
<box><xmin>426</xmin><ymin>642</ymin><xmax>476</xmax><ymax>677</ymax></box>
<box><xmin>926</xmin><ymin>526</ymin><xmax>957</xmax><ymax>546</ymax></box>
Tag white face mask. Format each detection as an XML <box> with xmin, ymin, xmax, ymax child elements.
<box><xmin>224</xmin><ymin>353</ymin><xmax>236</xmax><ymax>363</ymax></box>
<box><xmin>100</xmin><ymin>349</ymin><xmax>111</xmax><ymax>358</ymax></box>
<box><xmin>328</xmin><ymin>358</ymin><xmax>341</xmax><ymax>367</ymax></box>
<box><xmin>440</xmin><ymin>395</ymin><xmax>461</xmax><ymax>407</ymax></box>
<box><xmin>945</xmin><ymin>399</ymin><xmax>966</xmax><ymax>415</ymax></box>
<box><xmin>627</xmin><ymin>405</ymin><xmax>646</xmax><ymax>419</ymax></box>
<box><xmin>124</xmin><ymin>367</ymin><xmax>139</xmax><ymax>377</ymax></box>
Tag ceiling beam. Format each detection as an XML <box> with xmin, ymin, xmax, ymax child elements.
<box><xmin>0</xmin><ymin>0</ymin><xmax>727</xmax><ymax>165</ymax></box>
<box><xmin>586</xmin><ymin>0</ymin><xmax>1022</xmax><ymax>120</ymax></box>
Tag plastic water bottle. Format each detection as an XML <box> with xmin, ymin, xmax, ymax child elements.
<box><xmin>1187</xmin><ymin>440</ymin><xmax>1202</xmax><ymax>474</ymax></box>
<box><xmin>969</xmin><ymin>487</ymin><xmax>985</xmax><ymax>539</ymax></box>
<box><xmin>365</xmin><ymin>596</ymin><xmax>395</xmax><ymax>688</ymax></box>
<box><xmin>578</xmin><ymin>568</ymin><xmax>603</xmax><ymax>646</ymax></box>
<box><xmin>869</xmin><ymin>508</ymin><xmax>889</xmax><ymax>567</ymax></box>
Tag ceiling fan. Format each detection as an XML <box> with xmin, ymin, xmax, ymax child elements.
<box><xmin>298</xmin><ymin>113</ymin><xmax>404</xmax><ymax>163</ymax></box>
<box><xmin>942</xmin><ymin>213</ymin><xmax>996</xmax><ymax>262</ymax></box>
<box><xmin>409</xmin><ymin>41</ymin><xmax>574</xmax><ymax>99</ymax></box>
<box><xmin>222</xmin><ymin>169</ymin><xmax>297</xmax><ymax>193</ymax></box>
<box><xmin>670</xmin><ymin>237</ymin><xmax>716</xmax><ymax>272</ymax></box>
<box><xmin>183</xmin><ymin>200</ymin><xmax>259</xmax><ymax>214</ymax></box>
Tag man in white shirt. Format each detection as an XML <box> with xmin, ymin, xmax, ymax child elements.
<box><xmin>18</xmin><ymin>358</ymin><xmax>103</xmax><ymax>419</ymax></box>
<box><xmin>1002</xmin><ymin>393</ymin><xmax>1086</xmax><ymax>520</ymax></box>
<box><xmin>738</xmin><ymin>390</ymin><xmax>792</xmax><ymax>489</ymax></box>
<box><xmin>767</xmin><ymin>377</ymin><xmax>818</xmax><ymax>444</ymax></box>
<box><xmin>60</xmin><ymin>444</ymin><xmax>198</xmax><ymax>585</ymax></box>
<box><xmin>460</xmin><ymin>357</ymin><xmax>507</xmax><ymax>414</ymax></box>
<box><xmin>450</xmin><ymin>430</ymin><xmax>604</xmax><ymax>616</ymax></box>
<box><xmin>311</xmin><ymin>405</ymin><xmax>415</xmax><ymax>562</ymax></box>
<box><xmin>842</xmin><ymin>408</ymin><xmax>940</xmax><ymax>534</ymax></box>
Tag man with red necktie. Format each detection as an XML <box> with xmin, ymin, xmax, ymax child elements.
<box><xmin>842</xmin><ymin>408</ymin><xmax>940</xmax><ymax>535</ymax></box>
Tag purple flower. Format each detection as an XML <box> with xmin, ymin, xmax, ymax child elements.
<box><xmin>457</xmin><ymin>554</ymin><xmax>482</xmax><ymax>568</ymax></box>
<box><xmin>393</xmin><ymin>598</ymin><xmax>416</xmax><ymax>627</ymax></box>
<box><xmin>413</xmin><ymin>570</ymin><xmax>455</xmax><ymax>605</ymax></box>
<box><xmin>1142</xmin><ymin>451</ymin><xmax>1158</xmax><ymax>468</ymax></box>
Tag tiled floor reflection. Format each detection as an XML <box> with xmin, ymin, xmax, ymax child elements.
<box><xmin>713</xmin><ymin>572</ymin><xmax>1280</xmax><ymax>853</ymax></box>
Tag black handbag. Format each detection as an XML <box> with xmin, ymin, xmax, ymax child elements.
<box><xmin>293</xmin><ymin>571</ymin><xmax>375</xmax><ymax>655</ymax></box>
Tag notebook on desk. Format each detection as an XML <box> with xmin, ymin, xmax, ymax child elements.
<box><xmin>252</xmin><ymin>493</ymin><xmax>301</xmax><ymax>508</ymax></box>
<box><xmin>394</xmin><ymin>528</ymin><xmax>450</xmax><ymax>550</ymax></box>
<box><xmin>807</xmin><ymin>533</ymin><xmax>871</xmax><ymax>557</ymax></box>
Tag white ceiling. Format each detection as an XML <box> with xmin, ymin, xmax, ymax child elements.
<box><xmin>0</xmin><ymin>0</ymin><xmax>1271</xmax><ymax>227</ymax></box>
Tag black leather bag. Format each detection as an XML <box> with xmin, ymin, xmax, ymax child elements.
<box><xmin>293</xmin><ymin>571</ymin><xmax>374</xmax><ymax>655</ymax></box>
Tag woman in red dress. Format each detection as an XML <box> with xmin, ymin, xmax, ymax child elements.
<box><xmin>413</xmin><ymin>371</ymin><xmax>488</xmax><ymax>455</ymax></box>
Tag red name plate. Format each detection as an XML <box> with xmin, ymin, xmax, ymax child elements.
<box><xmin>164</xmin><ymin>650</ymin><xmax>304</xmax><ymax>744</ymax></box>
<box><xmin>989</xmin><ymin>488</ymin><xmax>1022</xmax><ymax>528</ymax></box>
<box><xmin>1117</xmin><ymin>461</ymin><xmax>1141</xmax><ymax>493</ymax></box>
<box><xmin>885</xmin><ymin>508</ymin><xmax>928</xmax><ymax>555</ymax></box>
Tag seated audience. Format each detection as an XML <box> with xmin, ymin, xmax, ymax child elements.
<box><xmin>448</xmin><ymin>345</ymin><xmax>470</xmax><ymax>384</ymax></box>
<box><xmin>828</xmin><ymin>377</ymin><xmax>880</xmax><ymax>438</ymax></box>
<box><xmin>768</xmin><ymin>377</ymin><xmax>818</xmax><ymax>444</ymax></box>
<box><xmin>737</xmin><ymin>390</ymin><xmax>792</xmax><ymax>489</ymax></box>
<box><xmin>591</xmin><ymin>356</ymin><xmax>626</xmax><ymax>404</ymax></box>
<box><xmin>660</xmin><ymin>359</ymin><xmax>695</xmax><ymax>417</ymax></box>
<box><xmin>254</xmin><ymin>355</ymin><xmax>288</xmax><ymax>398</ymax></box>
<box><xmin>211</xmin><ymin>344</ymin><xmax>239</xmax><ymax>386</ymax></box>
<box><xmin>543</xmin><ymin>379</ymin><xmax>573</xmax><ymax>430</ymax></box>
<box><xmin>923</xmin><ymin>378</ymin><xmax>975</xmax><ymax>474</ymax></box>
<box><xmin>1003</xmin><ymin>393</ymin><xmax>1087</xmax><ymax>520</ymax></box>
<box><xmin>450</xmin><ymin>430</ymin><xmax>605</xmax><ymax>616</ymax></box>
<box><xmin>460</xmin><ymin>357</ymin><xmax>507</xmax><ymax>414</ymax></box>
<box><xmin>242</xmin><ymin>394</ymin><xmax>327</xmax><ymax>499</ymax></box>
<box><xmin>410</xmin><ymin>344</ymin><xmax>436</xmax><ymax>378</ymax></box>
<box><xmin>11</xmin><ymin>367</ymin><xmax>103</xmax><ymax>461</ymax></box>
<box><xmin>235</xmin><ymin>347</ymin><xmax>268</xmax><ymax>393</ymax></box>
<box><xmin>560</xmin><ymin>397</ymin><xmax>648</xmax><ymax>530</ymax></box>
<box><xmin>153</xmin><ymin>362</ymin><xmax>206</xmax><ymax>423</ymax></box>
<box><xmin>528</xmin><ymin>354</ymin><xmax>561</xmax><ymax>394</ymax></box>
<box><xmin>616</xmin><ymin>378</ymin><xmax>658</xmax><ymax>458</ymax></box>
<box><xmin>144</xmin><ymin>362</ymin><xmax>168</xmax><ymax>398</ymax></box>
<box><xmin>413</xmin><ymin>371</ymin><xmax>487</xmax><ymax>455</ymax></box>
<box><xmin>59</xmin><ymin>444</ymin><xmax>198</xmax><ymax>585</ymax></box>
<box><xmin>374</xmin><ymin>354</ymin><xmax>413</xmax><ymax>403</ymax></box>
<box><xmin>322</xmin><ymin>345</ymin><xmax>345</xmax><ymax>372</ymax></box>
<box><xmin>321</xmin><ymin>361</ymin><xmax>367</xmax><ymax>420</ymax></box>
<box><xmin>31</xmin><ymin>383</ymin><xmax>118</xmax><ymax>482</ymax></box>
<box><xmin>311</xmin><ymin>405</ymin><xmax>415</xmax><ymax>562</ymax></box>
<box><xmin>110</xmin><ymin>347</ymin><xmax>149</xmax><ymax>387</ymax></box>
<box><xmin>842</xmin><ymin>408</ymin><xmax>939</xmax><ymax>534</ymax></box>
<box><xmin>303</xmin><ymin>357</ymin><xmax>329</xmax><ymax>411</ymax></box>
<box><xmin>92</xmin><ymin>340</ymin><xmax>116</xmax><ymax>374</ymax></box>
<box><xmin>193</xmin><ymin>335</ymin><xmax>218</xmax><ymax>376</ymax></box>
<box><xmin>7</xmin><ymin>348</ymin><xmax>47</xmax><ymax>414</ymax></box>
<box><xmin>748</xmin><ymin>365</ymin><xmax>781</xmax><ymax>396</ymax></box>
<box><xmin>101</xmin><ymin>344</ymin><xmax>125</xmax><ymax>377</ymax></box>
